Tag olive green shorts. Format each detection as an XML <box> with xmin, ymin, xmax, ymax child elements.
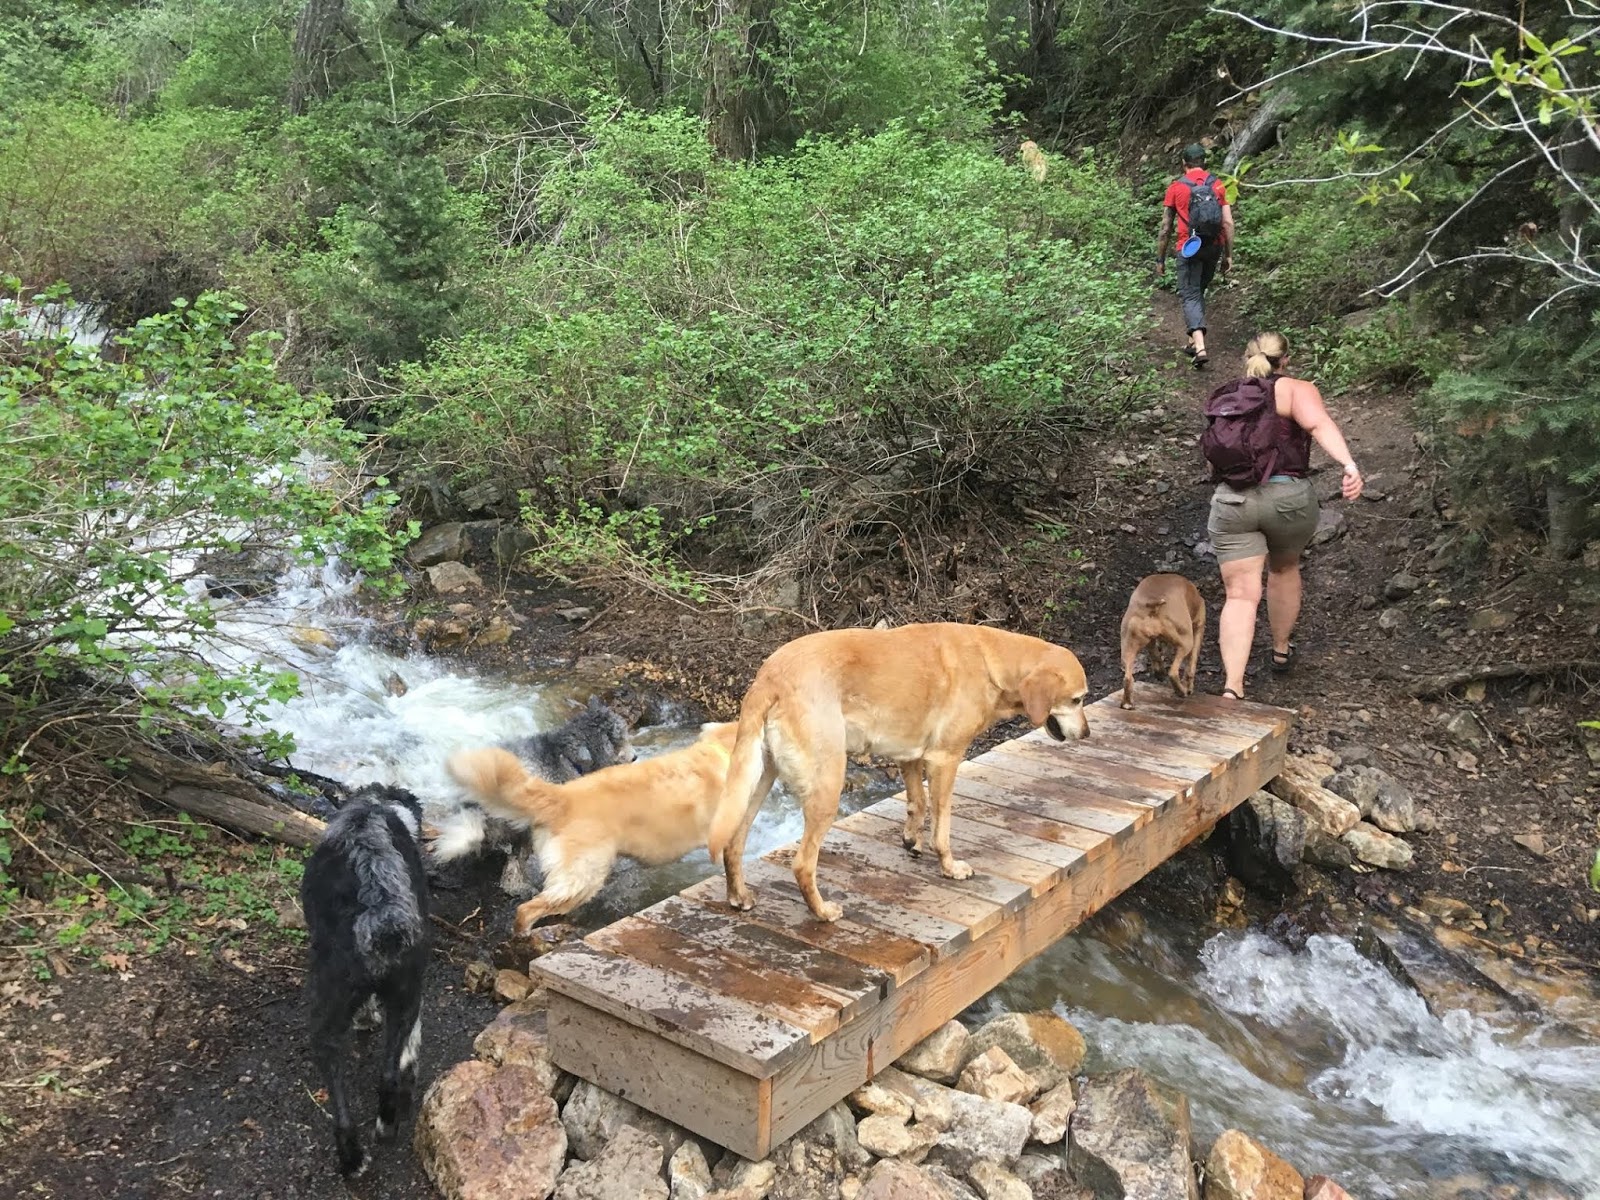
<box><xmin>1208</xmin><ymin>478</ymin><xmax>1320</xmax><ymax>564</ymax></box>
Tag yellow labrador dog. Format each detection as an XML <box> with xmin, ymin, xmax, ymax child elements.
<box><xmin>708</xmin><ymin>623</ymin><xmax>1090</xmax><ymax>922</ymax></box>
<box><xmin>448</xmin><ymin>722</ymin><xmax>737</xmax><ymax>935</ymax></box>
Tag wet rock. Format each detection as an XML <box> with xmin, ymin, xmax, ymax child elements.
<box><xmin>1384</xmin><ymin>572</ymin><xmax>1422</xmax><ymax>601</ymax></box>
<box><xmin>963</xmin><ymin>1012</ymin><xmax>1086</xmax><ymax>1092</ymax></box>
<box><xmin>771</xmin><ymin>1138</ymin><xmax>843</xmax><ymax>1200</ymax></box>
<box><xmin>555</xmin><ymin>1124</ymin><xmax>669</xmax><ymax>1200</ymax></box>
<box><xmin>1302</xmin><ymin>1178</ymin><xmax>1353</xmax><ymax>1200</ymax></box>
<box><xmin>495</xmin><ymin>968</ymin><xmax>535</xmax><ymax>1004</ymax></box>
<box><xmin>1341</xmin><ymin>822</ymin><xmax>1414</xmax><ymax>870</ymax></box>
<box><xmin>1301</xmin><ymin>827</ymin><xmax>1353</xmax><ymax>870</ymax></box>
<box><xmin>411</xmin><ymin>522</ymin><xmax>469</xmax><ymax>567</ymax></box>
<box><xmin>898</xmin><ymin>1020</ymin><xmax>971</xmax><ymax>1084</ymax></box>
<box><xmin>852</xmin><ymin>1082</ymin><xmax>916</xmax><ymax>1120</ymax></box>
<box><xmin>562</xmin><ymin>1079</ymin><xmax>687</xmax><ymax>1161</ymax></box>
<box><xmin>858</xmin><ymin>1114</ymin><xmax>941</xmax><ymax>1162</ymax></box>
<box><xmin>1309</xmin><ymin>508</ymin><xmax>1346</xmax><ymax>546</ymax></box>
<box><xmin>475</xmin><ymin>614</ymin><xmax>515</xmax><ymax>646</ymax></box>
<box><xmin>413</xmin><ymin>615</ymin><xmax>472</xmax><ymax>650</ymax></box>
<box><xmin>494</xmin><ymin>923</ymin><xmax>582</xmax><ymax>972</ymax></box>
<box><xmin>967</xmin><ymin>1161</ymin><xmax>1031</xmax><ymax>1200</ymax></box>
<box><xmin>427</xmin><ymin>560</ymin><xmax>483</xmax><ymax>593</ymax></box>
<box><xmin>1067</xmin><ymin>1070</ymin><xmax>1198</xmax><ymax>1200</ymax></box>
<box><xmin>194</xmin><ymin>548</ymin><xmax>289</xmax><ymax>599</ymax></box>
<box><xmin>473</xmin><ymin>997</ymin><xmax>557</xmax><ymax>1087</ymax></box>
<box><xmin>415</xmin><ymin>1061</ymin><xmax>567</xmax><ymax>1200</ymax></box>
<box><xmin>1266</xmin><ymin>758</ymin><xmax>1360</xmax><ymax>838</ymax></box>
<box><xmin>857</xmin><ymin>1161</ymin><xmax>952</xmax><ymax>1200</ymax></box>
<box><xmin>957</xmin><ymin>1047</ymin><xmax>1040</xmax><ymax>1106</ymax></box>
<box><xmin>671</xmin><ymin>1142</ymin><xmax>714</xmax><ymax>1200</ymax></box>
<box><xmin>383</xmin><ymin>670</ymin><xmax>409</xmax><ymax>697</ymax></box>
<box><xmin>1028</xmin><ymin>1081</ymin><xmax>1076</xmax><ymax>1145</ymax></box>
<box><xmin>1229</xmin><ymin>791</ymin><xmax>1307</xmax><ymax>877</ymax></box>
<box><xmin>798</xmin><ymin>1101</ymin><xmax>873</xmax><ymax>1171</ymax></box>
<box><xmin>1202</xmin><ymin>1129</ymin><xmax>1302</xmax><ymax>1200</ymax></box>
<box><xmin>1328</xmin><ymin>766</ymin><xmax>1419</xmax><ymax>834</ymax></box>
<box><xmin>288</xmin><ymin>624</ymin><xmax>337</xmax><ymax>652</ymax></box>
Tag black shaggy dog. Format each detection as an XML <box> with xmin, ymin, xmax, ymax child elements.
<box><xmin>300</xmin><ymin>783</ymin><xmax>429</xmax><ymax>1177</ymax></box>
<box><xmin>431</xmin><ymin>695</ymin><xmax>633</xmax><ymax>893</ymax></box>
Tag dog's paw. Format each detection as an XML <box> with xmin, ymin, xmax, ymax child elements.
<box><xmin>727</xmin><ymin>887</ymin><xmax>757</xmax><ymax>911</ymax></box>
<box><xmin>1120</xmin><ymin>700</ymin><xmax>1135</xmax><ymax>710</ymax></box>
<box><xmin>812</xmin><ymin>900</ymin><xmax>844</xmax><ymax>923</ymax></box>
<box><xmin>374</xmin><ymin>1117</ymin><xmax>393</xmax><ymax>1141</ymax></box>
<box><xmin>941</xmin><ymin>858</ymin><xmax>974</xmax><ymax>881</ymax></box>
<box><xmin>901</xmin><ymin>834</ymin><xmax>924</xmax><ymax>857</ymax></box>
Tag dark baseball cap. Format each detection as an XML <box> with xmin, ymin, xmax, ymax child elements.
<box><xmin>1182</xmin><ymin>143</ymin><xmax>1207</xmax><ymax>164</ymax></box>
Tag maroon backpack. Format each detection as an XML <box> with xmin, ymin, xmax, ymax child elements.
<box><xmin>1200</xmin><ymin>375</ymin><xmax>1284</xmax><ymax>486</ymax></box>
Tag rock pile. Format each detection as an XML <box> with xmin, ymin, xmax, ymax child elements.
<box><xmin>414</xmin><ymin>992</ymin><xmax>1355</xmax><ymax>1200</ymax></box>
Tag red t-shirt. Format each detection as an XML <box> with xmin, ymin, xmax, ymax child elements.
<box><xmin>1164</xmin><ymin>168</ymin><xmax>1228</xmax><ymax>243</ymax></box>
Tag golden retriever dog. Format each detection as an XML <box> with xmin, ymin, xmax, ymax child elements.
<box><xmin>1119</xmin><ymin>573</ymin><xmax>1205</xmax><ymax>709</ymax></box>
<box><xmin>707</xmin><ymin>623</ymin><xmax>1090</xmax><ymax>922</ymax></box>
<box><xmin>447</xmin><ymin>722</ymin><xmax>737</xmax><ymax>935</ymax></box>
<box><xmin>1018</xmin><ymin>139</ymin><xmax>1049</xmax><ymax>182</ymax></box>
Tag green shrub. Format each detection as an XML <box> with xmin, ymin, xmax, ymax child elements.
<box><xmin>0</xmin><ymin>289</ymin><xmax>407</xmax><ymax>768</ymax></box>
<box><xmin>390</xmin><ymin>117</ymin><xmax>1149</xmax><ymax>588</ymax></box>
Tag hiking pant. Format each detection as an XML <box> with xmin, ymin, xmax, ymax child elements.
<box><xmin>1177</xmin><ymin>243</ymin><xmax>1222</xmax><ymax>334</ymax></box>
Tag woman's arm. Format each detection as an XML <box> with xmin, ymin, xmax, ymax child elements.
<box><xmin>1289</xmin><ymin>380</ymin><xmax>1364</xmax><ymax>500</ymax></box>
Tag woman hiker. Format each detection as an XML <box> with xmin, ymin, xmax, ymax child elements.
<box><xmin>1204</xmin><ymin>333</ymin><xmax>1363</xmax><ymax>700</ymax></box>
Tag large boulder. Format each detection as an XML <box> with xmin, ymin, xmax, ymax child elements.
<box><xmin>415</xmin><ymin>1061</ymin><xmax>568</xmax><ymax>1200</ymax></box>
<box><xmin>1066</xmin><ymin>1070</ymin><xmax>1199</xmax><ymax>1200</ymax></box>
<box><xmin>1266</xmin><ymin>759</ymin><xmax>1360</xmax><ymax>839</ymax></box>
<box><xmin>473</xmin><ymin>997</ymin><xmax>558</xmax><ymax>1091</ymax></box>
<box><xmin>1202</xmin><ymin>1130</ymin><xmax>1302</xmax><ymax>1200</ymax></box>
<box><xmin>410</xmin><ymin>522</ymin><xmax>469</xmax><ymax>567</ymax></box>
<box><xmin>962</xmin><ymin>1013</ymin><xmax>1086</xmax><ymax>1091</ymax></box>
<box><xmin>898</xmin><ymin>1020</ymin><xmax>971</xmax><ymax>1084</ymax></box>
<box><xmin>427</xmin><ymin>560</ymin><xmax>484</xmax><ymax>593</ymax></box>
<box><xmin>562</xmin><ymin>1079</ymin><xmax>688</xmax><ymax>1161</ymax></box>
<box><xmin>555</xmin><ymin>1124</ymin><xmax>669</xmax><ymax>1200</ymax></box>
<box><xmin>1327</xmin><ymin>766</ymin><xmax>1419</xmax><ymax>834</ymax></box>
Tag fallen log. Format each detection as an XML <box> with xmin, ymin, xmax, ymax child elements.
<box><xmin>1404</xmin><ymin>660</ymin><xmax>1600</xmax><ymax>699</ymax></box>
<box><xmin>163</xmin><ymin>785</ymin><xmax>326</xmax><ymax>849</ymax></box>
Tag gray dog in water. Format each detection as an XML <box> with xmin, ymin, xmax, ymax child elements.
<box><xmin>431</xmin><ymin>695</ymin><xmax>634</xmax><ymax>893</ymax></box>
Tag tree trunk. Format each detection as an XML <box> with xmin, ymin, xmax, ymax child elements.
<box><xmin>700</xmin><ymin>0</ymin><xmax>755</xmax><ymax>159</ymax></box>
<box><xmin>1223</xmin><ymin>87</ymin><xmax>1295</xmax><ymax>174</ymax></box>
<box><xmin>1028</xmin><ymin>0</ymin><xmax>1059</xmax><ymax>78</ymax></box>
<box><xmin>288</xmin><ymin>0</ymin><xmax>348</xmax><ymax>115</ymax></box>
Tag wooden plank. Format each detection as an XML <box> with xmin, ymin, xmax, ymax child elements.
<box><xmin>530</xmin><ymin>944</ymin><xmax>811</xmax><ymax>1077</ymax></box>
<box><xmin>732</xmin><ymin>857</ymin><xmax>973</xmax><ymax>958</ymax></box>
<box><xmin>957</xmin><ymin>762</ymin><xmax>1151</xmax><ymax>839</ymax></box>
<box><xmin>971</xmin><ymin>746</ymin><xmax>1175</xmax><ymax>809</ymax></box>
<box><xmin>867</xmin><ymin>796</ymin><xmax>1088</xmax><ymax>871</ymax></box>
<box><xmin>586</xmin><ymin>916</ymin><xmax>857</xmax><ymax>1037</ymax></box>
<box><xmin>545</xmin><ymin>993</ymin><xmax>767</xmax><ymax>1158</ymax></box>
<box><xmin>678</xmin><ymin>875</ymin><xmax>931</xmax><ymax>986</ymax></box>
<box><xmin>1118</xmin><ymin>684</ymin><xmax>1293</xmax><ymax>729</ymax></box>
<box><xmin>991</xmin><ymin>739</ymin><xmax>1195</xmax><ymax>797</ymax></box>
<box><xmin>1093</xmin><ymin>696</ymin><xmax>1287</xmax><ymax>746</ymax></box>
<box><xmin>1019</xmin><ymin>722</ymin><xmax>1233</xmax><ymax>777</ymax></box>
<box><xmin>839</xmin><ymin>810</ymin><xmax>1063</xmax><ymax>896</ymax></box>
<box><xmin>943</xmin><ymin>778</ymin><xmax>1116</xmax><ymax>856</ymax></box>
<box><xmin>634</xmin><ymin>895</ymin><xmax>894</xmax><ymax>1009</ymax></box>
<box><xmin>808</xmin><ymin>829</ymin><xmax>1032</xmax><ymax>914</ymax></box>
<box><xmin>765</xmin><ymin>836</ymin><xmax>1020</xmax><ymax>938</ymax></box>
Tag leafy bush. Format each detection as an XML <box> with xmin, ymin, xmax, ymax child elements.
<box><xmin>391</xmin><ymin>117</ymin><xmax>1149</xmax><ymax>593</ymax></box>
<box><xmin>0</xmin><ymin>290</ymin><xmax>407</xmax><ymax>768</ymax></box>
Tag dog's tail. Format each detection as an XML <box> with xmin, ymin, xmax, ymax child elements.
<box><xmin>707</xmin><ymin>689</ymin><xmax>776</xmax><ymax>866</ymax></box>
<box><xmin>1139</xmin><ymin>595</ymin><xmax>1168</xmax><ymax>612</ymax></box>
<box><xmin>427</xmin><ymin>802</ymin><xmax>490</xmax><ymax>863</ymax></box>
<box><xmin>446</xmin><ymin>747</ymin><xmax>567</xmax><ymax>830</ymax></box>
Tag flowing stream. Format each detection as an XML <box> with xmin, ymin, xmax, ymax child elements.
<box><xmin>214</xmin><ymin>566</ymin><xmax>1598</xmax><ymax>1199</ymax></box>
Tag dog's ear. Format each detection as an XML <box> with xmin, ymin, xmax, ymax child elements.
<box><xmin>1018</xmin><ymin>667</ymin><xmax>1058</xmax><ymax>728</ymax></box>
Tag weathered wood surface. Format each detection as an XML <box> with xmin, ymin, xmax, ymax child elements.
<box><xmin>533</xmin><ymin>683</ymin><xmax>1293</xmax><ymax>1159</ymax></box>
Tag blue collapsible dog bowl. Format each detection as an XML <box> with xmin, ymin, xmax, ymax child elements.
<box><xmin>1180</xmin><ymin>234</ymin><xmax>1202</xmax><ymax>258</ymax></box>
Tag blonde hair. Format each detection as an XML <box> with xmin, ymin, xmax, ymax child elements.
<box><xmin>1244</xmin><ymin>332</ymin><xmax>1288</xmax><ymax>378</ymax></box>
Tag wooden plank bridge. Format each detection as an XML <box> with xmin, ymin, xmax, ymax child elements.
<box><xmin>531</xmin><ymin>684</ymin><xmax>1294</xmax><ymax>1159</ymax></box>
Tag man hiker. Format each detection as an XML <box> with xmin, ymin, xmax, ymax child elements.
<box><xmin>1156</xmin><ymin>143</ymin><xmax>1234</xmax><ymax>368</ymax></box>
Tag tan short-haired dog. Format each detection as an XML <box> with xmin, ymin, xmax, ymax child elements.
<box><xmin>448</xmin><ymin>723</ymin><xmax>737</xmax><ymax>936</ymax></box>
<box><xmin>1018</xmin><ymin>139</ymin><xmax>1049</xmax><ymax>182</ymax></box>
<box><xmin>708</xmin><ymin>623</ymin><xmax>1090</xmax><ymax>922</ymax></box>
<box><xmin>1120</xmin><ymin>573</ymin><xmax>1206</xmax><ymax>709</ymax></box>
